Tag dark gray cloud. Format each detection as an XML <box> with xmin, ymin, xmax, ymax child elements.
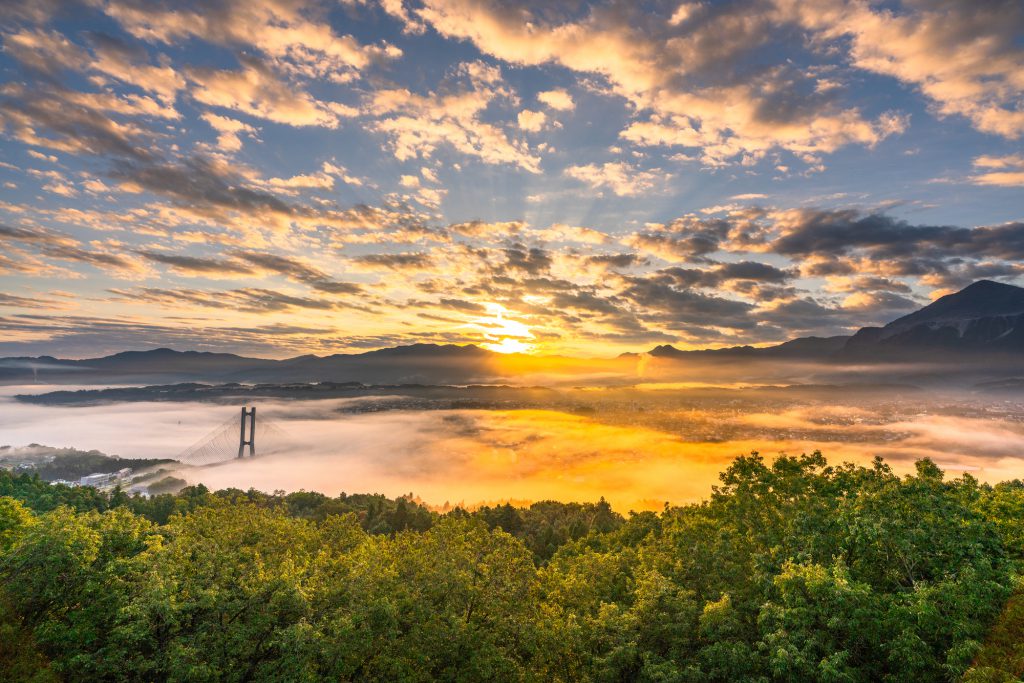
<box><xmin>0</xmin><ymin>84</ymin><xmax>154</xmax><ymax>159</ymax></box>
<box><xmin>0</xmin><ymin>293</ymin><xmax>49</xmax><ymax>309</ymax></box>
<box><xmin>109</xmin><ymin>156</ymin><xmax>296</xmax><ymax>217</ymax></box>
<box><xmin>657</xmin><ymin>260</ymin><xmax>795</xmax><ymax>288</ymax></box>
<box><xmin>109</xmin><ymin>286</ymin><xmax>341</xmax><ymax>313</ymax></box>
<box><xmin>619</xmin><ymin>276</ymin><xmax>755</xmax><ymax>330</ymax></box>
<box><xmin>624</xmin><ymin>215</ymin><xmax>748</xmax><ymax>262</ymax></box>
<box><xmin>0</xmin><ymin>223</ymin><xmax>70</xmax><ymax>245</ymax></box>
<box><xmin>828</xmin><ymin>276</ymin><xmax>913</xmax><ymax>294</ymax></box>
<box><xmin>437</xmin><ymin>298</ymin><xmax>487</xmax><ymax>313</ymax></box>
<box><xmin>771</xmin><ymin>209</ymin><xmax>1024</xmax><ymax>262</ymax></box>
<box><xmin>135</xmin><ymin>250</ymin><xmax>253</xmax><ymax>275</ymax></box>
<box><xmin>585</xmin><ymin>253</ymin><xmax>645</xmax><ymax>269</ymax></box>
<box><xmin>548</xmin><ymin>290</ymin><xmax>623</xmax><ymax>316</ymax></box>
<box><xmin>231</xmin><ymin>251</ymin><xmax>363</xmax><ymax>295</ymax></box>
<box><xmin>351</xmin><ymin>252</ymin><xmax>433</xmax><ymax>270</ymax></box>
<box><xmin>502</xmin><ymin>244</ymin><xmax>553</xmax><ymax>275</ymax></box>
<box><xmin>0</xmin><ymin>223</ymin><xmax>138</xmax><ymax>272</ymax></box>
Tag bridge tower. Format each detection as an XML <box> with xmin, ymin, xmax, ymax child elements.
<box><xmin>237</xmin><ymin>406</ymin><xmax>256</xmax><ymax>458</ymax></box>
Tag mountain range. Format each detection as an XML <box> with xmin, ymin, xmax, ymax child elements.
<box><xmin>843</xmin><ymin>279</ymin><xmax>1024</xmax><ymax>354</ymax></box>
<box><xmin>3</xmin><ymin>280</ymin><xmax>1024</xmax><ymax>385</ymax></box>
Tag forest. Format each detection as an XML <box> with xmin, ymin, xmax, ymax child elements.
<box><xmin>1</xmin><ymin>452</ymin><xmax>1023</xmax><ymax>682</ymax></box>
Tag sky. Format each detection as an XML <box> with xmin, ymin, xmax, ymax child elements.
<box><xmin>0</xmin><ymin>0</ymin><xmax>1022</xmax><ymax>359</ymax></box>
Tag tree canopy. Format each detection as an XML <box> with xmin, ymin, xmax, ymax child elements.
<box><xmin>1</xmin><ymin>451</ymin><xmax>1023</xmax><ymax>681</ymax></box>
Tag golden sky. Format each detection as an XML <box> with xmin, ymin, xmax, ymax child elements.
<box><xmin>0</xmin><ymin>0</ymin><xmax>1022</xmax><ymax>359</ymax></box>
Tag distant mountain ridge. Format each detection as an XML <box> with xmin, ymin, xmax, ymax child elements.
<box><xmin>3</xmin><ymin>281</ymin><xmax>1024</xmax><ymax>385</ymax></box>
<box><xmin>650</xmin><ymin>280</ymin><xmax>1024</xmax><ymax>360</ymax></box>
<box><xmin>843</xmin><ymin>280</ymin><xmax>1024</xmax><ymax>355</ymax></box>
<box><xmin>0</xmin><ymin>343</ymin><xmax>496</xmax><ymax>385</ymax></box>
<box><xmin>645</xmin><ymin>335</ymin><xmax>850</xmax><ymax>360</ymax></box>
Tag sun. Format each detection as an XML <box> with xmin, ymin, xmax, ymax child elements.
<box><xmin>482</xmin><ymin>337</ymin><xmax>533</xmax><ymax>354</ymax></box>
<box><xmin>469</xmin><ymin>303</ymin><xmax>535</xmax><ymax>354</ymax></box>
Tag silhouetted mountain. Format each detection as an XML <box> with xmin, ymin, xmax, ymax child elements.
<box><xmin>0</xmin><ymin>344</ymin><xmax>499</xmax><ymax>385</ymax></box>
<box><xmin>645</xmin><ymin>335</ymin><xmax>849</xmax><ymax>359</ymax></box>
<box><xmin>844</xmin><ymin>280</ymin><xmax>1024</xmax><ymax>355</ymax></box>
<box><xmin>644</xmin><ymin>281</ymin><xmax>1024</xmax><ymax>363</ymax></box>
<box><xmin>250</xmin><ymin>344</ymin><xmax>495</xmax><ymax>384</ymax></box>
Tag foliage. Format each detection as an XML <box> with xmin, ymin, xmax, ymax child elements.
<box><xmin>0</xmin><ymin>452</ymin><xmax>1021</xmax><ymax>681</ymax></box>
<box><xmin>0</xmin><ymin>451</ymin><xmax>174</xmax><ymax>483</ymax></box>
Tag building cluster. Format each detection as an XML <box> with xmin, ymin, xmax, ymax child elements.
<box><xmin>52</xmin><ymin>467</ymin><xmax>134</xmax><ymax>490</ymax></box>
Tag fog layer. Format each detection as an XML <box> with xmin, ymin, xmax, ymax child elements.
<box><xmin>3</xmin><ymin>385</ymin><xmax>1024</xmax><ymax>510</ymax></box>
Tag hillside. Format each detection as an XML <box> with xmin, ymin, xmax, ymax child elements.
<box><xmin>845</xmin><ymin>280</ymin><xmax>1024</xmax><ymax>354</ymax></box>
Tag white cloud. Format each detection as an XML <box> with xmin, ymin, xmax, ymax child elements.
<box><xmin>188</xmin><ymin>57</ymin><xmax>357</xmax><ymax>128</ymax></box>
<box><xmin>565</xmin><ymin>161</ymin><xmax>670</xmax><ymax>197</ymax></box>
<box><xmin>410</xmin><ymin>0</ymin><xmax>905</xmax><ymax>167</ymax></box>
<box><xmin>101</xmin><ymin>0</ymin><xmax>400</xmax><ymax>83</ymax></box>
<box><xmin>537</xmin><ymin>88</ymin><xmax>574</xmax><ymax>111</ymax></box>
<box><xmin>201</xmin><ymin>112</ymin><xmax>258</xmax><ymax>152</ymax></box>
<box><xmin>366</xmin><ymin>62</ymin><xmax>541</xmax><ymax>172</ymax></box>
<box><xmin>786</xmin><ymin>0</ymin><xmax>1024</xmax><ymax>138</ymax></box>
<box><xmin>970</xmin><ymin>153</ymin><xmax>1024</xmax><ymax>187</ymax></box>
<box><xmin>517</xmin><ymin>109</ymin><xmax>547</xmax><ymax>132</ymax></box>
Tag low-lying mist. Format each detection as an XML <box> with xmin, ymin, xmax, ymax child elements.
<box><xmin>3</xmin><ymin>383</ymin><xmax>1024</xmax><ymax>510</ymax></box>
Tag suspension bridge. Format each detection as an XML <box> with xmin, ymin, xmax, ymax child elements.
<box><xmin>175</xmin><ymin>406</ymin><xmax>291</xmax><ymax>467</ymax></box>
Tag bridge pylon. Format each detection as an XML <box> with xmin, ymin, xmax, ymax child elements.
<box><xmin>238</xmin><ymin>406</ymin><xmax>256</xmax><ymax>458</ymax></box>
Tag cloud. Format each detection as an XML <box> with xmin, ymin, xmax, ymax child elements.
<box><xmin>537</xmin><ymin>89</ymin><xmax>574</xmax><ymax>111</ymax></box>
<box><xmin>100</xmin><ymin>0</ymin><xmax>400</xmax><ymax>83</ymax></box>
<box><xmin>111</xmin><ymin>286</ymin><xmax>341</xmax><ymax>312</ymax></box>
<box><xmin>448</xmin><ymin>220</ymin><xmax>524</xmax><ymax>239</ymax></box>
<box><xmin>787</xmin><ymin>0</ymin><xmax>1024</xmax><ymax>138</ymax></box>
<box><xmin>766</xmin><ymin>209</ymin><xmax>1024</xmax><ymax>263</ymax></box>
<box><xmin>3</xmin><ymin>27</ymin><xmax>184</xmax><ymax>115</ymax></box>
<box><xmin>501</xmin><ymin>244</ymin><xmax>552</xmax><ymax>275</ymax></box>
<box><xmin>0</xmin><ymin>223</ymin><xmax>143</xmax><ymax>276</ymax></box>
<box><xmin>263</xmin><ymin>171</ymin><xmax>336</xmax><ymax>192</ymax></box>
<box><xmin>565</xmin><ymin>161</ymin><xmax>669</xmax><ymax>197</ymax></box>
<box><xmin>201</xmin><ymin>112</ymin><xmax>258</xmax><ymax>152</ymax></box>
<box><xmin>187</xmin><ymin>56</ymin><xmax>356</xmax><ymax>128</ymax></box>
<box><xmin>971</xmin><ymin>154</ymin><xmax>1024</xmax><ymax>187</ymax></box>
<box><xmin>531</xmin><ymin>224</ymin><xmax>611</xmax><ymax>245</ymax></box>
<box><xmin>657</xmin><ymin>261</ymin><xmax>796</xmax><ymax>289</ymax></box>
<box><xmin>2</xmin><ymin>27</ymin><xmax>90</xmax><ymax>76</ymax></box>
<box><xmin>840</xmin><ymin>289</ymin><xmax>919</xmax><ymax>315</ymax></box>
<box><xmin>516</xmin><ymin>109</ymin><xmax>547</xmax><ymax>132</ymax></box>
<box><xmin>617</xmin><ymin>274</ymin><xmax>756</xmax><ymax>332</ymax></box>
<box><xmin>584</xmin><ymin>253</ymin><xmax>642</xmax><ymax>269</ymax></box>
<box><xmin>367</xmin><ymin>61</ymin><xmax>542</xmax><ymax>172</ymax></box>
<box><xmin>135</xmin><ymin>250</ymin><xmax>254</xmax><ymax>276</ymax></box>
<box><xmin>108</xmin><ymin>156</ymin><xmax>296</xmax><ymax>227</ymax></box>
<box><xmin>85</xmin><ymin>31</ymin><xmax>185</xmax><ymax>104</ymax></box>
<box><xmin>0</xmin><ymin>293</ymin><xmax>51</xmax><ymax>309</ymax></box>
<box><xmin>0</xmin><ymin>0</ymin><xmax>1020</xmax><ymax>356</ymax></box>
<box><xmin>0</xmin><ymin>84</ymin><xmax>156</xmax><ymax>159</ymax></box>
<box><xmin>321</xmin><ymin>162</ymin><xmax>365</xmax><ymax>187</ymax></box>
<box><xmin>0</xmin><ymin>311</ymin><xmax>336</xmax><ymax>357</ymax></box>
<box><xmin>350</xmin><ymin>252</ymin><xmax>434</xmax><ymax>270</ymax></box>
<box><xmin>624</xmin><ymin>215</ymin><xmax>739</xmax><ymax>261</ymax></box>
<box><xmin>231</xmin><ymin>250</ymin><xmax>364</xmax><ymax>295</ymax></box>
<box><xmin>410</xmin><ymin>0</ymin><xmax>906</xmax><ymax>167</ymax></box>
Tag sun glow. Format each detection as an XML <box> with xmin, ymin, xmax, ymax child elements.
<box><xmin>482</xmin><ymin>337</ymin><xmax>533</xmax><ymax>354</ymax></box>
<box><xmin>471</xmin><ymin>303</ymin><xmax>535</xmax><ymax>354</ymax></box>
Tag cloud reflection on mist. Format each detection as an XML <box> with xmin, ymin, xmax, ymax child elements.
<box><xmin>3</xmin><ymin>385</ymin><xmax>1024</xmax><ymax>510</ymax></box>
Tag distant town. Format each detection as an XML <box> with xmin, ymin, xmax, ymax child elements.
<box><xmin>0</xmin><ymin>445</ymin><xmax>181</xmax><ymax>496</ymax></box>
